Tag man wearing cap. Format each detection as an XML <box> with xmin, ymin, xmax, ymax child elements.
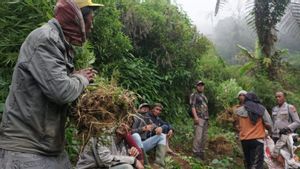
<box><xmin>271</xmin><ymin>91</ymin><xmax>300</xmax><ymax>143</ymax></box>
<box><xmin>0</xmin><ymin>0</ymin><xmax>102</xmax><ymax>168</ymax></box>
<box><xmin>190</xmin><ymin>80</ymin><xmax>208</xmax><ymax>160</ymax></box>
<box><xmin>237</xmin><ymin>90</ymin><xmax>247</xmax><ymax>106</ymax></box>
<box><xmin>231</xmin><ymin>90</ymin><xmax>247</xmax><ymax>131</ymax></box>
<box><xmin>131</xmin><ymin>103</ymin><xmax>164</xmax><ymax>166</ymax></box>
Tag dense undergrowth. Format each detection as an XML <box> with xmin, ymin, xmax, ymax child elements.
<box><xmin>1</xmin><ymin>0</ymin><xmax>300</xmax><ymax>168</ymax></box>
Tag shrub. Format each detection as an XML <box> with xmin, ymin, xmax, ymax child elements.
<box><xmin>215</xmin><ymin>79</ymin><xmax>242</xmax><ymax>110</ymax></box>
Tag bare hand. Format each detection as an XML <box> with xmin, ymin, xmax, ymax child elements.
<box><xmin>155</xmin><ymin>127</ymin><xmax>162</xmax><ymax>135</ymax></box>
<box><xmin>135</xmin><ymin>159</ymin><xmax>144</xmax><ymax>169</ymax></box>
<box><xmin>194</xmin><ymin>117</ymin><xmax>199</xmax><ymax>125</ymax></box>
<box><xmin>74</xmin><ymin>68</ymin><xmax>97</xmax><ymax>83</ymax></box>
<box><xmin>129</xmin><ymin>147</ymin><xmax>139</xmax><ymax>157</ymax></box>
<box><xmin>143</xmin><ymin>124</ymin><xmax>153</xmax><ymax>131</ymax></box>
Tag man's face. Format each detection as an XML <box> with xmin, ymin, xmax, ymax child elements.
<box><xmin>85</xmin><ymin>12</ymin><xmax>94</xmax><ymax>34</ymax></box>
<box><xmin>275</xmin><ymin>92</ymin><xmax>285</xmax><ymax>106</ymax></box>
<box><xmin>139</xmin><ymin>106</ymin><xmax>149</xmax><ymax>113</ymax></box>
<box><xmin>238</xmin><ymin>94</ymin><xmax>245</xmax><ymax>104</ymax></box>
<box><xmin>196</xmin><ymin>84</ymin><xmax>204</xmax><ymax>92</ymax></box>
<box><xmin>152</xmin><ymin>106</ymin><xmax>162</xmax><ymax>117</ymax></box>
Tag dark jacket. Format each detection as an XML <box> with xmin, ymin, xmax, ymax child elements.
<box><xmin>146</xmin><ymin>112</ymin><xmax>173</xmax><ymax>135</ymax></box>
<box><xmin>0</xmin><ymin>18</ymin><xmax>88</xmax><ymax>155</ymax></box>
<box><xmin>131</xmin><ymin>113</ymin><xmax>153</xmax><ymax>140</ymax></box>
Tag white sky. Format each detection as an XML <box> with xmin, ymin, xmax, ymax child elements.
<box><xmin>174</xmin><ymin>0</ymin><xmax>249</xmax><ymax>35</ymax></box>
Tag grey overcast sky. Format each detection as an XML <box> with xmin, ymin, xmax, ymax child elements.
<box><xmin>174</xmin><ymin>0</ymin><xmax>249</xmax><ymax>35</ymax></box>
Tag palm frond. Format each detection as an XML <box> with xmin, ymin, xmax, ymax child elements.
<box><xmin>215</xmin><ymin>0</ymin><xmax>228</xmax><ymax>16</ymax></box>
<box><xmin>244</xmin><ymin>1</ymin><xmax>256</xmax><ymax>30</ymax></box>
<box><xmin>280</xmin><ymin>1</ymin><xmax>300</xmax><ymax>38</ymax></box>
<box><xmin>239</xmin><ymin>62</ymin><xmax>256</xmax><ymax>75</ymax></box>
<box><xmin>237</xmin><ymin>44</ymin><xmax>255</xmax><ymax>60</ymax></box>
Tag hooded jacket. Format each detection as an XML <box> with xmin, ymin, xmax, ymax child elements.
<box><xmin>0</xmin><ymin>0</ymin><xmax>88</xmax><ymax>155</ymax></box>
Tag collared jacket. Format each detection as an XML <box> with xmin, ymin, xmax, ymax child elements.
<box><xmin>272</xmin><ymin>102</ymin><xmax>300</xmax><ymax>138</ymax></box>
<box><xmin>0</xmin><ymin>18</ymin><xmax>88</xmax><ymax>155</ymax></box>
<box><xmin>76</xmin><ymin>136</ymin><xmax>135</xmax><ymax>169</ymax></box>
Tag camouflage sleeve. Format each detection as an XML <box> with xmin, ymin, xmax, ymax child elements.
<box><xmin>190</xmin><ymin>93</ymin><xmax>196</xmax><ymax>108</ymax></box>
<box><xmin>288</xmin><ymin>105</ymin><xmax>300</xmax><ymax>132</ymax></box>
<box><xmin>262</xmin><ymin>109</ymin><xmax>273</xmax><ymax>132</ymax></box>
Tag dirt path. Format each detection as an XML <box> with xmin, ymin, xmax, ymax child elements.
<box><xmin>171</xmin><ymin>154</ymin><xmax>192</xmax><ymax>169</ymax></box>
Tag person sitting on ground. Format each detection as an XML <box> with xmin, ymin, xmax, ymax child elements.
<box><xmin>131</xmin><ymin>103</ymin><xmax>151</xmax><ymax>165</ymax></box>
<box><xmin>131</xmin><ymin>103</ymin><xmax>173</xmax><ymax>167</ymax></box>
<box><xmin>76</xmin><ymin>123</ymin><xmax>144</xmax><ymax>169</ymax></box>
<box><xmin>147</xmin><ymin>103</ymin><xmax>175</xmax><ymax>155</ymax></box>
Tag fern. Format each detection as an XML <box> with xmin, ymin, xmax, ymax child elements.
<box><xmin>280</xmin><ymin>1</ymin><xmax>300</xmax><ymax>38</ymax></box>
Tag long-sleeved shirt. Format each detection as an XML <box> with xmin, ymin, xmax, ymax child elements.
<box><xmin>131</xmin><ymin>113</ymin><xmax>153</xmax><ymax>140</ymax></box>
<box><xmin>190</xmin><ymin>92</ymin><xmax>209</xmax><ymax>119</ymax></box>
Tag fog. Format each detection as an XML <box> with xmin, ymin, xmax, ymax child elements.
<box><xmin>173</xmin><ymin>0</ymin><xmax>300</xmax><ymax>64</ymax></box>
<box><xmin>174</xmin><ymin>0</ymin><xmax>249</xmax><ymax>36</ymax></box>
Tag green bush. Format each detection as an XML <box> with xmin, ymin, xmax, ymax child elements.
<box><xmin>251</xmin><ymin>75</ymin><xmax>282</xmax><ymax>111</ymax></box>
<box><xmin>215</xmin><ymin>79</ymin><xmax>242</xmax><ymax>110</ymax></box>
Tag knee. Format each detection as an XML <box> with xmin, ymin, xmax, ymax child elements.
<box><xmin>131</xmin><ymin>133</ymin><xmax>143</xmax><ymax>148</ymax></box>
<box><xmin>159</xmin><ymin>133</ymin><xmax>166</xmax><ymax>140</ymax></box>
<box><xmin>158</xmin><ymin>134</ymin><xmax>167</xmax><ymax>145</ymax></box>
<box><xmin>132</xmin><ymin>133</ymin><xmax>141</xmax><ymax>140</ymax></box>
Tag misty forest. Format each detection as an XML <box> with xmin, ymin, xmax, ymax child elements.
<box><xmin>1</xmin><ymin>0</ymin><xmax>300</xmax><ymax>168</ymax></box>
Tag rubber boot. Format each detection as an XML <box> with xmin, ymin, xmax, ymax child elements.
<box><xmin>154</xmin><ymin>144</ymin><xmax>166</xmax><ymax>167</ymax></box>
<box><xmin>142</xmin><ymin>148</ymin><xmax>149</xmax><ymax>166</ymax></box>
<box><xmin>194</xmin><ymin>152</ymin><xmax>204</xmax><ymax>161</ymax></box>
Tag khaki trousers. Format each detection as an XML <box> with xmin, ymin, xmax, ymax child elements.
<box><xmin>192</xmin><ymin>118</ymin><xmax>208</xmax><ymax>155</ymax></box>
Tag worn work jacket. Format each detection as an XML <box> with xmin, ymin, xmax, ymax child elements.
<box><xmin>131</xmin><ymin>113</ymin><xmax>153</xmax><ymax>140</ymax></box>
<box><xmin>272</xmin><ymin>102</ymin><xmax>300</xmax><ymax>138</ymax></box>
<box><xmin>76</xmin><ymin>136</ymin><xmax>135</xmax><ymax>169</ymax></box>
<box><xmin>0</xmin><ymin>19</ymin><xmax>88</xmax><ymax>155</ymax></box>
<box><xmin>235</xmin><ymin>106</ymin><xmax>273</xmax><ymax>140</ymax></box>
